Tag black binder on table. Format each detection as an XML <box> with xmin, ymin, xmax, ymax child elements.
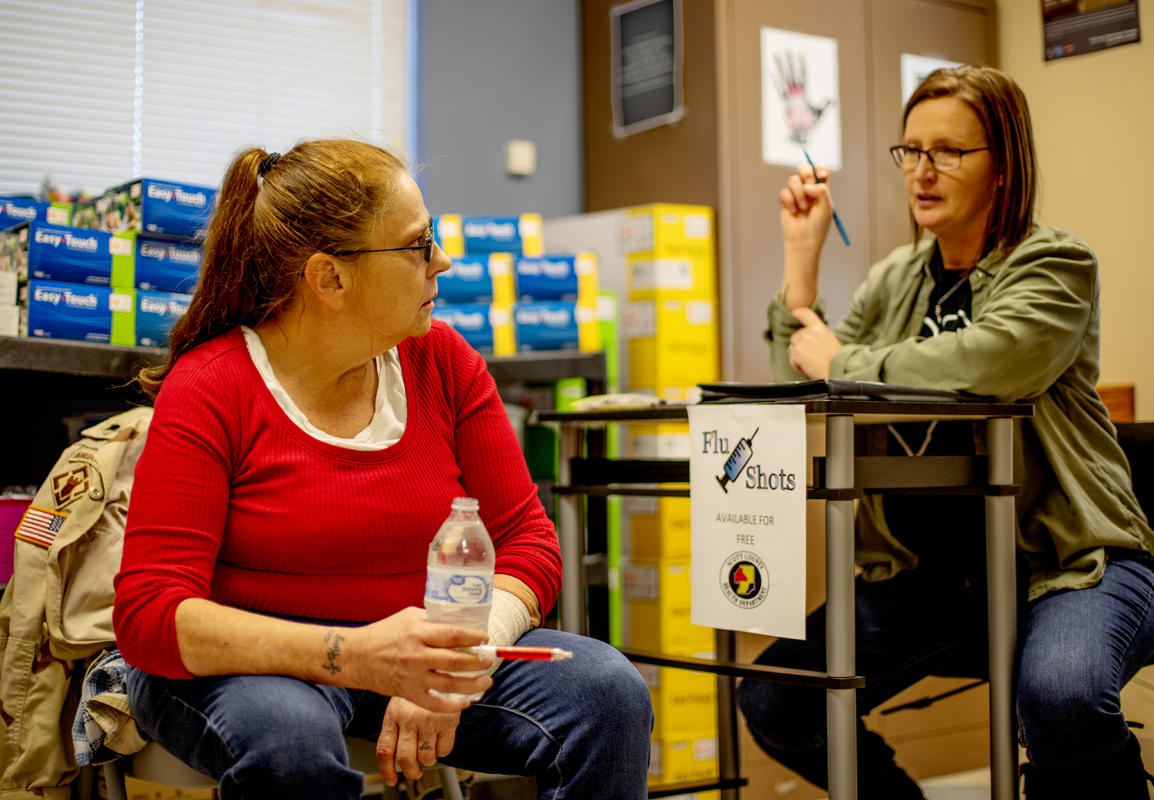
<box><xmin>697</xmin><ymin>379</ymin><xmax>989</xmax><ymax>404</ymax></box>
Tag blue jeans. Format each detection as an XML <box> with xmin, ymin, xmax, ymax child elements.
<box><xmin>737</xmin><ymin>552</ymin><xmax>1154</xmax><ymax>795</ymax></box>
<box><xmin>127</xmin><ymin>628</ymin><xmax>653</xmax><ymax>800</ymax></box>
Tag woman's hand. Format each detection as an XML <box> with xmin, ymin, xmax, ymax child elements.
<box><xmin>788</xmin><ymin>307</ymin><xmax>842</xmax><ymax>379</ymax></box>
<box><xmin>778</xmin><ymin>162</ymin><xmax>835</xmax><ymax>311</ymax></box>
<box><xmin>376</xmin><ymin>697</ymin><xmax>462</xmax><ymax>786</ymax></box>
<box><xmin>780</xmin><ymin>162</ymin><xmax>834</xmax><ymax>249</ymax></box>
<box><xmin>343</xmin><ymin>607</ymin><xmax>492</xmax><ymax>711</ymax></box>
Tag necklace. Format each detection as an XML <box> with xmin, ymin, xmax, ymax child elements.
<box><xmin>934</xmin><ymin>269</ymin><xmax>972</xmax><ymax>326</ymax></box>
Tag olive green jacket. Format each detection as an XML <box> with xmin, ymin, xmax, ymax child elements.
<box><xmin>766</xmin><ymin>227</ymin><xmax>1153</xmax><ymax>600</ymax></box>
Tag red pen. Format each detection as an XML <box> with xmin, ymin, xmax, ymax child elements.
<box><xmin>459</xmin><ymin>645</ymin><xmax>573</xmax><ymax>661</ymax></box>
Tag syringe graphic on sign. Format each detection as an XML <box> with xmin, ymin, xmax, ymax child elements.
<box><xmin>716</xmin><ymin>427</ymin><xmax>758</xmax><ymax>493</ymax></box>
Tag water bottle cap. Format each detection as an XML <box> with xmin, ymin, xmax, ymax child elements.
<box><xmin>451</xmin><ymin>496</ymin><xmax>479</xmax><ymax>512</ymax></box>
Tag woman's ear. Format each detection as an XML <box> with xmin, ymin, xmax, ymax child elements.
<box><xmin>303</xmin><ymin>252</ymin><xmax>349</xmax><ymax>310</ymax></box>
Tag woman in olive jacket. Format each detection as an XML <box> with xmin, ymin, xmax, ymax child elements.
<box><xmin>740</xmin><ymin>65</ymin><xmax>1154</xmax><ymax>799</ymax></box>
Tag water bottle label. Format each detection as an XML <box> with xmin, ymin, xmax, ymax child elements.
<box><xmin>425</xmin><ymin>566</ymin><xmax>493</xmax><ymax>605</ymax></box>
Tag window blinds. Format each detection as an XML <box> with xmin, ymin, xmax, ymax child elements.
<box><xmin>0</xmin><ymin>0</ymin><xmax>409</xmax><ymax>197</ymax></box>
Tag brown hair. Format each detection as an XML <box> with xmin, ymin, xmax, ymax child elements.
<box><xmin>136</xmin><ymin>139</ymin><xmax>407</xmax><ymax>398</ymax></box>
<box><xmin>902</xmin><ymin>65</ymin><xmax>1038</xmax><ymax>257</ymax></box>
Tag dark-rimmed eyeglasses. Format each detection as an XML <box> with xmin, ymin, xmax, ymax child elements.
<box><xmin>889</xmin><ymin>145</ymin><xmax>990</xmax><ymax>172</ymax></box>
<box><xmin>333</xmin><ymin>232</ymin><xmax>434</xmax><ymax>263</ymax></box>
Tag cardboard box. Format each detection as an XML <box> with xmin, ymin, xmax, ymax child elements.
<box><xmin>0</xmin><ymin>303</ymin><xmax>21</xmax><ymax>337</ymax></box>
<box><xmin>460</xmin><ymin>214</ymin><xmax>543</xmax><ymax>256</ymax></box>
<box><xmin>27</xmin><ymin>279</ymin><xmax>134</xmax><ymax>345</ymax></box>
<box><xmin>622</xmin><ymin>558</ymin><xmax>716</xmax><ymax>655</ymax></box>
<box><xmin>623</xmin><ymin>495</ymin><xmax>692</xmax><ymax>559</ymax></box>
<box><xmin>73</xmin><ymin>178</ymin><xmax>216</xmax><ymax>238</ymax></box>
<box><xmin>0</xmin><ymin>222</ymin><xmax>29</xmax><ymax>282</ymax></box>
<box><xmin>136</xmin><ymin>289</ymin><xmax>192</xmax><ymax>347</ymax></box>
<box><xmin>625</xmin><ymin>421</ymin><xmax>690</xmax><ymax>459</ymax></box>
<box><xmin>623</xmin><ymin>299</ymin><xmax>719</xmax><ymax>389</ymax></box>
<box><xmin>27</xmin><ymin>222</ymin><xmax>135</xmax><ymax>287</ymax></box>
<box><xmin>0</xmin><ymin>270</ymin><xmax>18</xmax><ymax>306</ymax></box>
<box><xmin>635</xmin><ymin>662</ymin><xmax>719</xmax><ymax>739</ymax></box>
<box><xmin>10</xmin><ymin>223</ymin><xmax>201</xmax><ymax>293</ymax></box>
<box><xmin>438</xmin><ymin>252</ymin><xmax>514</xmax><ymax>305</ymax></box>
<box><xmin>542</xmin><ymin>203</ymin><xmax>716</xmax><ymax>395</ymax></box>
<box><xmin>433</xmin><ymin>214</ymin><xmax>464</xmax><ymax>257</ymax></box>
<box><xmin>432</xmin><ymin>302</ymin><xmax>515</xmax><ymax>356</ymax></box>
<box><xmin>649</xmin><ymin>735</ymin><xmax>719</xmax><ymax>787</ymax></box>
<box><xmin>0</xmin><ymin>196</ymin><xmax>71</xmax><ymax>230</ymax></box>
<box><xmin>619</xmin><ymin>204</ymin><xmax>715</xmax><ymax>261</ymax></box>
<box><xmin>514</xmin><ymin>253</ymin><xmax>598</xmax><ymax>303</ymax></box>
<box><xmin>135</xmin><ymin>236</ymin><xmax>202</xmax><ymax>292</ymax></box>
<box><xmin>513</xmin><ymin>301</ymin><xmax>599</xmax><ymax>353</ymax></box>
<box><xmin>628</xmin><ymin>255</ymin><xmax>716</xmax><ymax>302</ymax></box>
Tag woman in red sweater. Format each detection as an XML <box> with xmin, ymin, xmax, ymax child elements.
<box><xmin>113</xmin><ymin>139</ymin><xmax>652</xmax><ymax>799</ymax></box>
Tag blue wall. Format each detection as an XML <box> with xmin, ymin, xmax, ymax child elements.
<box><xmin>416</xmin><ymin>0</ymin><xmax>583</xmax><ymax>218</ymax></box>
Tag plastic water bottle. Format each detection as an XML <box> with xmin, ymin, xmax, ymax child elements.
<box><xmin>424</xmin><ymin>496</ymin><xmax>495</xmax><ymax>700</ymax></box>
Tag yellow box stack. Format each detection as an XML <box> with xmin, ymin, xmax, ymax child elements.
<box><xmin>620</xmin><ymin>203</ymin><xmax>719</xmax><ymax>403</ymax></box>
<box><xmin>617</xmin><ymin>207</ymin><xmax>721</xmax><ymax>788</ymax></box>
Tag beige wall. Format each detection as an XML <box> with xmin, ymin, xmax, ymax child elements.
<box><xmin>997</xmin><ymin>0</ymin><xmax>1153</xmax><ymax>420</ymax></box>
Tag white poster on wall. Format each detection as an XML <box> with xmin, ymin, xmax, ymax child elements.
<box><xmin>761</xmin><ymin>27</ymin><xmax>841</xmax><ymax>171</ymax></box>
<box><xmin>687</xmin><ymin>403</ymin><xmax>807</xmax><ymax>639</ymax></box>
<box><xmin>899</xmin><ymin>53</ymin><xmax>963</xmax><ymax>108</ymax></box>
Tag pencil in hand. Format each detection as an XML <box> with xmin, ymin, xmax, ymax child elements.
<box><xmin>803</xmin><ymin>149</ymin><xmax>851</xmax><ymax>246</ymax></box>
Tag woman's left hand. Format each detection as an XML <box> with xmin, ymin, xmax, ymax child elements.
<box><xmin>376</xmin><ymin>696</ymin><xmax>461</xmax><ymax>786</ymax></box>
<box><xmin>788</xmin><ymin>307</ymin><xmax>842</xmax><ymax>379</ymax></box>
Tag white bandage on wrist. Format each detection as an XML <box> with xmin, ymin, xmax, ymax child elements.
<box><xmin>488</xmin><ymin>588</ymin><xmax>533</xmax><ymax>647</ymax></box>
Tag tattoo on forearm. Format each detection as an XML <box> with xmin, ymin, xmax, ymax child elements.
<box><xmin>322</xmin><ymin>630</ymin><xmax>345</xmax><ymax>675</ymax></box>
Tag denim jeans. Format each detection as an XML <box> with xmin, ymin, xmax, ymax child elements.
<box><xmin>737</xmin><ymin>551</ymin><xmax>1154</xmax><ymax>796</ymax></box>
<box><xmin>127</xmin><ymin>628</ymin><xmax>653</xmax><ymax>800</ymax></box>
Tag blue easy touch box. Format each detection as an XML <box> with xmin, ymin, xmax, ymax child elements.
<box><xmin>514</xmin><ymin>253</ymin><xmax>598</xmax><ymax>302</ymax></box>
<box><xmin>135</xmin><ymin>236</ymin><xmax>202</xmax><ymax>292</ymax></box>
<box><xmin>136</xmin><ymin>289</ymin><xmax>192</xmax><ymax>347</ymax></box>
<box><xmin>27</xmin><ymin>223</ymin><xmax>134</xmax><ymax>287</ymax></box>
<box><xmin>461</xmin><ymin>214</ymin><xmax>543</xmax><ymax>256</ymax></box>
<box><xmin>432</xmin><ymin>303</ymin><xmax>515</xmax><ymax>356</ymax></box>
<box><xmin>73</xmin><ymin>178</ymin><xmax>215</xmax><ymax>238</ymax></box>
<box><xmin>1</xmin><ymin>197</ymin><xmax>71</xmax><ymax>230</ymax></box>
<box><xmin>26</xmin><ymin>223</ymin><xmax>202</xmax><ymax>291</ymax></box>
<box><xmin>438</xmin><ymin>253</ymin><xmax>514</xmax><ymax>305</ymax></box>
<box><xmin>513</xmin><ymin>301</ymin><xmax>600</xmax><ymax>352</ymax></box>
<box><xmin>27</xmin><ymin>280</ymin><xmax>135</xmax><ymax>345</ymax></box>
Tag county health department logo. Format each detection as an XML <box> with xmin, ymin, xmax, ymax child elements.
<box><xmin>720</xmin><ymin>551</ymin><xmax>769</xmax><ymax>609</ymax></box>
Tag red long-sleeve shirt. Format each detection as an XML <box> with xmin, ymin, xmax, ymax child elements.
<box><xmin>113</xmin><ymin>322</ymin><xmax>560</xmax><ymax>678</ymax></box>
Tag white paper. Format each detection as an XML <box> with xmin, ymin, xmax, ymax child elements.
<box><xmin>687</xmin><ymin>404</ymin><xmax>807</xmax><ymax>638</ymax></box>
<box><xmin>761</xmin><ymin>27</ymin><xmax>841</xmax><ymax>171</ymax></box>
<box><xmin>899</xmin><ymin>53</ymin><xmax>963</xmax><ymax>109</ymax></box>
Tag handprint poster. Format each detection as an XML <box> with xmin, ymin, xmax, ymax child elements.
<box><xmin>760</xmin><ymin>27</ymin><xmax>842</xmax><ymax>171</ymax></box>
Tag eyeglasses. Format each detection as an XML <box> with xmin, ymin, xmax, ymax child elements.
<box><xmin>333</xmin><ymin>232</ymin><xmax>434</xmax><ymax>263</ymax></box>
<box><xmin>889</xmin><ymin>145</ymin><xmax>991</xmax><ymax>172</ymax></box>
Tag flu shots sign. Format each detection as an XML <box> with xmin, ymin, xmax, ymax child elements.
<box><xmin>686</xmin><ymin>404</ymin><xmax>806</xmax><ymax>638</ymax></box>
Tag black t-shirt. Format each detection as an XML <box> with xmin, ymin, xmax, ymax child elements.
<box><xmin>918</xmin><ymin>248</ymin><xmax>974</xmax><ymax>338</ymax></box>
<box><xmin>886</xmin><ymin>248</ymin><xmax>985</xmax><ymax>577</ymax></box>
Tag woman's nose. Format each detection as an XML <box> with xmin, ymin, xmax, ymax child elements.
<box><xmin>429</xmin><ymin>241</ymin><xmax>452</xmax><ymax>276</ymax></box>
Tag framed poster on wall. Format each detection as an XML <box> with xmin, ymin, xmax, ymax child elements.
<box><xmin>1042</xmin><ymin>0</ymin><xmax>1141</xmax><ymax>60</ymax></box>
<box><xmin>610</xmin><ymin>0</ymin><xmax>685</xmax><ymax>137</ymax></box>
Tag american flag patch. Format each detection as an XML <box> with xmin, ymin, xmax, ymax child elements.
<box><xmin>14</xmin><ymin>505</ymin><xmax>67</xmax><ymax>549</ymax></box>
